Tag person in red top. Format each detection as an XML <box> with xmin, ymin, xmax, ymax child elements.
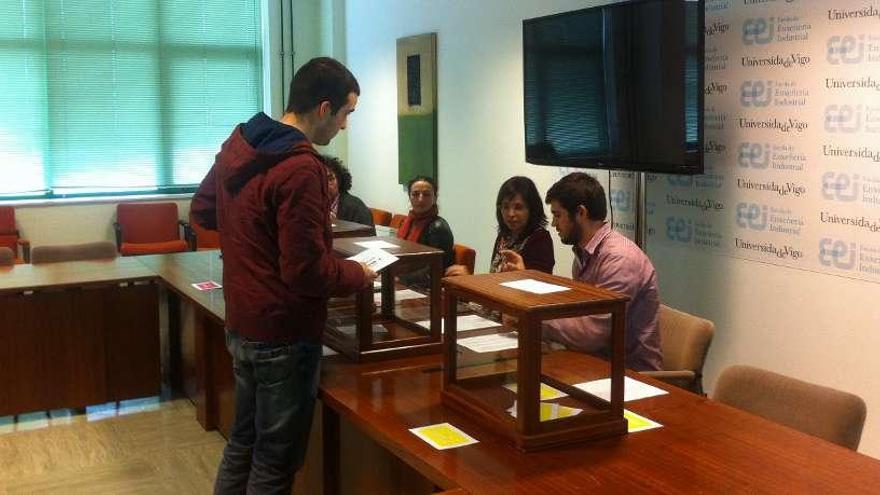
<box><xmin>191</xmin><ymin>57</ymin><xmax>376</xmax><ymax>494</ymax></box>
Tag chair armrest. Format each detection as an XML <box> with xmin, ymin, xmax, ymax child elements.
<box><xmin>113</xmin><ymin>222</ymin><xmax>123</xmax><ymax>250</ymax></box>
<box><xmin>180</xmin><ymin>221</ymin><xmax>196</xmax><ymax>251</ymax></box>
<box><xmin>17</xmin><ymin>238</ymin><xmax>30</xmax><ymax>263</ymax></box>
<box><xmin>640</xmin><ymin>370</ymin><xmax>695</xmax><ymax>390</ymax></box>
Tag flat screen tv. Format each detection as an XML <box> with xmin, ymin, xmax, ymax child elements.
<box><xmin>523</xmin><ymin>0</ymin><xmax>704</xmax><ymax>174</ymax></box>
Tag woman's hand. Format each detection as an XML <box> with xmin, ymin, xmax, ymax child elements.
<box><xmin>445</xmin><ymin>264</ymin><xmax>469</xmax><ymax>276</ymax></box>
<box><xmin>498</xmin><ymin>250</ymin><xmax>525</xmax><ymax>272</ymax></box>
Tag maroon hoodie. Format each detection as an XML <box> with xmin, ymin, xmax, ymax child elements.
<box><xmin>191</xmin><ymin>123</ymin><xmax>365</xmax><ymax>343</ymax></box>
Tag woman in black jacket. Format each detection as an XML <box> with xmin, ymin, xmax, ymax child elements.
<box><xmin>323</xmin><ymin>155</ymin><xmax>375</xmax><ymax>231</ymax></box>
<box><xmin>397</xmin><ymin>175</ymin><xmax>454</xmax><ymax>286</ymax></box>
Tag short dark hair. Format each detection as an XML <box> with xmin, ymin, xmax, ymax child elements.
<box><xmin>322</xmin><ymin>155</ymin><xmax>352</xmax><ymax>194</ymax></box>
<box><xmin>496</xmin><ymin>176</ymin><xmax>547</xmax><ymax>236</ymax></box>
<box><xmin>286</xmin><ymin>57</ymin><xmax>360</xmax><ymax>115</ymax></box>
<box><xmin>545</xmin><ymin>172</ymin><xmax>607</xmax><ymax>221</ymax></box>
<box><xmin>406</xmin><ymin>175</ymin><xmax>438</xmax><ymax>195</ymax></box>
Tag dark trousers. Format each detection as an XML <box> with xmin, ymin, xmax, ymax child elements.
<box><xmin>214</xmin><ymin>331</ymin><xmax>321</xmax><ymax>495</ymax></box>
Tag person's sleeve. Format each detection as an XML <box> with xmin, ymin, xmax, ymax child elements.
<box><xmin>276</xmin><ymin>163</ymin><xmax>365</xmax><ymax>297</ymax></box>
<box><xmin>190</xmin><ymin>165</ymin><xmax>218</xmax><ymax>230</ymax></box>
<box><xmin>543</xmin><ymin>254</ymin><xmax>636</xmax><ymax>351</ymax></box>
<box><xmin>522</xmin><ymin>229</ymin><xmax>555</xmax><ymax>274</ymax></box>
<box><xmin>425</xmin><ymin>219</ymin><xmax>454</xmax><ymax>268</ymax></box>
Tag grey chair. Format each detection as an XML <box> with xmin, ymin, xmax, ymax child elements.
<box><xmin>713</xmin><ymin>365</ymin><xmax>867</xmax><ymax>451</ymax></box>
<box><xmin>0</xmin><ymin>246</ymin><xmax>15</xmax><ymax>266</ymax></box>
<box><xmin>640</xmin><ymin>304</ymin><xmax>715</xmax><ymax>394</ymax></box>
<box><xmin>30</xmin><ymin>241</ymin><xmax>118</xmax><ymax>264</ymax></box>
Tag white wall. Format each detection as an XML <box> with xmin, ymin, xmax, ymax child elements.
<box><xmin>344</xmin><ymin>0</ymin><xmax>880</xmax><ymax>458</ymax></box>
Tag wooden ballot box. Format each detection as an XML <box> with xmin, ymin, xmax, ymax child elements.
<box><xmin>325</xmin><ymin>236</ymin><xmax>444</xmax><ymax>362</ymax></box>
<box><xmin>440</xmin><ymin>270</ymin><xmax>629</xmax><ymax>451</ymax></box>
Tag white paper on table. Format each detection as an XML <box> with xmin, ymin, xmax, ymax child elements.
<box><xmin>373</xmin><ymin>288</ymin><xmax>427</xmax><ymax>305</ymax></box>
<box><xmin>372</xmin><ymin>280</ymin><xmax>382</xmax><ymax>290</ymax></box>
<box><xmin>322</xmin><ymin>345</ymin><xmax>338</xmax><ymax>356</ymax></box>
<box><xmin>347</xmin><ymin>247</ymin><xmax>398</xmax><ymax>272</ymax></box>
<box><xmin>500</xmin><ymin>278</ymin><xmax>570</xmax><ymax>294</ymax></box>
<box><xmin>573</xmin><ymin>376</ymin><xmax>668</xmax><ymax>402</ymax></box>
<box><xmin>355</xmin><ymin>240</ymin><xmax>399</xmax><ymax>250</ymax></box>
<box><xmin>414</xmin><ymin>314</ymin><xmax>501</xmax><ymax>333</ymax></box>
<box><xmin>458</xmin><ymin>332</ymin><xmax>518</xmax><ymax>353</ymax></box>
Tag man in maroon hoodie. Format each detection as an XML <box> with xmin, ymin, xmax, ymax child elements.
<box><xmin>191</xmin><ymin>57</ymin><xmax>375</xmax><ymax>494</ymax></box>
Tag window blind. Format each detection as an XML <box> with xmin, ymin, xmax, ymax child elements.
<box><xmin>0</xmin><ymin>0</ymin><xmax>262</xmax><ymax>199</ymax></box>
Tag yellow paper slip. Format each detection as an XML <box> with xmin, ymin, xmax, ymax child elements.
<box><xmin>507</xmin><ymin>401</ymin><xmax>583</xmax><ymax>422</ymax></box>
<box><xmin>503</xmin><ymin>382</ymin><xmax>568</xmax><ymax>401</ymax></box>
<box><xmin>409</xmin><ymin>422</ymin><xmax>479</xmax><ymax>450</ymax></box>
<box><xmin>624</xmin><ymin>409</ymin><xmax>663</xmax><ymax>433</ymax></box>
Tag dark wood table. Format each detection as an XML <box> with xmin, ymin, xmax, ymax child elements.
<box><xmin>332</xmin><ymin>219</ymin><xmax>375</xmax><ymax>238</ymax></box>
<box><xmin>320</xmin><ymin>351</ymin><xmax>880</xmax><ymax>494</ymax></box>
<box><xmin>0</xmin><ymin>258</ymin><xmax>160</xmax><ymax>416</ymax></box>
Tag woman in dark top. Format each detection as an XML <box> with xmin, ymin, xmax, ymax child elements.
<box><xmin>447</xmin><ymin>176</ymin><xmax>554</xmax><ymax>276</ymax></box>
<box><xmin>323</xmin><ymin>155</ymin><xmax>375</xmax><ymax>230</ymax></box>
<box><xmin>397</xmin><ymin>175</ymin><xmax>454</xmax><ymax>285</ymax></box>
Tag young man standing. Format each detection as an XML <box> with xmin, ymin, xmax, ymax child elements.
<box><xmin>501</xmin><ymin>172</ymin><xmax>662</xmax><ymax>371</ymax></box>
<box><xmin>191</xmin><ymin>57</ymin><xmax>376</xmax><ymax>494</ymax></box>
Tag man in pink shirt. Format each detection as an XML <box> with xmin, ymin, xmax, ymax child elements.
<box><xmin>501</xmin><ymin>172</ymin><xmax>662</xmax><ymax>371</ymax></box>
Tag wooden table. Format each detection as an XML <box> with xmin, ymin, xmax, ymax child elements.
<box><xmin>0</xmin><ymin>258</ymin><xmax>160</xmax><ymax>416</ymax></box>
<box><xmin>320</xmin><ymin>351</ymin><xmax>880</xmax><ymax>494</ymax></box>
<box><xmin>332</xmin><ymin>219</ymin><xmax>375</xmax><ymax>238</ymax></box>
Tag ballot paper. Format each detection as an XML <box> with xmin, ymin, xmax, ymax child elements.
<box><xmin>624</xmin><ymin>409</ymin><xmax>663</xmax><ymax>433</ymax></box>
<box><xmin>373</xmin><ymin>289</ymin><xmax>427</xmax><ymax>305</ymax></box>
<box><xmin>503</xmin><ymin>382</ymin><xmax>568</xmax><ymax>401</ymax></box>
<box><xmin>573</xmin><ymin>376</ymin><xmax>668</xmax><ymax>402</ymax></box>
<box><xmin>355</xmin><ymin>240</ymin><xmax>399</xmax><ymax>250</ymax></box>
<box><xmin>507</xmin><ymin>401</ymin><xmax>583</xmax><ymax>421</ymax></box>
<box><xmin>409</xmin><ymin>423</ymin><xmax>479</xmax><ymax>450</ymax></box>
<box><xmin>347</xmin><ymin>247</ymin><xmax>398</xmax><ymax>273</ymax></box>
<box><xmin>191</xmin><ymin>280</ymin><xmax>222</xmax><ymax>291</ymax></box>
<box><xmin>458</xmin><ymin>332</ymin><xmax>518</xmax><ymax>353</ymax></box>
<box><xmin>500</xmin><ymin>278</ymin><xmax>570</xmax><ymax>294</ymax></box>
<box><xmin>414</xmin><ymin>314</ymin><xmax>501</xmax><ymax>333</ymax></box>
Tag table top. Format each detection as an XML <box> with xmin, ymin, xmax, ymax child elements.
<box><xmin>332</xmin><ymin>219</ymin><xmax>375</xmax><ymax>238</ymax></box>
<box><xmin>137</xmin><ymin>250</ymin><xmax>225</xmax><ymax>323</ymax></box>
<box><xmin>319</xmin><ymin>351</ymin><xmax>880</xmax><ymax>494</ymax></box>
<box><xmin>442</xmin><ymin>270</ymin><xmax>629</xmax><ymax>315</ymax></box>
<box><xmin>0</xmin><ymin>257</ymin><xmax>157</xmax><ymax>295</ymax></box>
<box><xmin>333</xmin><ymin>235</ymin><xmax>443</xmax><ymax>258</ymax></box>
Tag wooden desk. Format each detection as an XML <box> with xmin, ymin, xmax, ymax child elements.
<box><xmin>332</xmin><ymin>219</ymin><xmax>375</xmax><ymax>238</ymax></box>
<box><xmin>0</xmin><ymin>258</ymin><xmax>160</xmax><ymax>416</ymax></box>
<box><xmin>320</xmin><ymin>352</ymin><xmax>880</xmax><ymax>494</ymax></box>
<box><xmin>136</xmin><ymin>251</ymin><xmax>231</xmax><ymax>434</ymax></box>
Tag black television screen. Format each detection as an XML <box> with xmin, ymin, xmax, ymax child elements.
<box><xmin>523</xmin><ymin>0</ymin><xmax>704</xmax><ymax>174</ymax></box>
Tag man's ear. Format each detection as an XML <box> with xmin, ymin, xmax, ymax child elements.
<box><xmin>318</xmin><ymin>100</ymin><xmax>332</xmax><ymax>118</ymax></box>
<box><xmin>576</xmin><ymin>204</ymin><xmax>589</xmax><ymax>222</ymax></box>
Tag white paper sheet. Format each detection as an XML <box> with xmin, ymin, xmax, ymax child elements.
<box><xmin>355</xmin><ymin>240</ymin><xmax>399</xmax><ymax>249</ymax></box>
<box><xmin>573</xmin><ymin>376</ymin><xmax>668</xmax><ymax>402</ymax></box>
<box><xmin>500</xmin><ymin>278</ymin><xmax>570</xmax><ymax>294</ymax></box>
<box><xmin>458</xmin><ymin>332</ymin><xmax>519</xmax><ymax>353</ymax></box>
<box><xmin>414</xmin><ymin>314</ymin><xmax>501</xmax><ymax>333</ymax></box>
<box><xmin>373</xmin><ymin>288</ymin><xmax>427</xmax><ymax>305</ymax></box>
<box><xmin>347</xmin><ymin>247</ymin><xmax>398</xmax><ymax>272</ymax></box>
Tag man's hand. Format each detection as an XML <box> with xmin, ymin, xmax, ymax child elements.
<box><xmin>498</xmin><ymin>249</ymin><xmax>525</xmax><ymax>272</ymax></box>
<box><xmin>359</xmin><ymin>262</ymin><xmax>378</xmax><ymax>288</ymax></box>
<box><xmin>445</xmin><ymin>264</ymin><xmax>469</xmax><ymax>276</ymax></box>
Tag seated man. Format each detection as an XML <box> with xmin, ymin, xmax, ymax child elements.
<box><xmin>501</xmin><ymin>172</ymin><xmax>662</xmax><ymax>371</ymax></box>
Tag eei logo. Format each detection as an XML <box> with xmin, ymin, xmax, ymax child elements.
<box><xmin>827</xmin><ymin>35</ymin><xmax>864</xmax><ymax>64</ymax></box>
<box><xmin>819</xmin><ymin>238</ymin><xmax>857</xmax><ymax>269</ymax></box>
<box><xmin>743</xmin><ymin>18</ymin><xmax>775</xmax><ymax>45</ymax></box>
<box><xmin>736</xmin><ymin>203</ymin><xmax>768</xmax><ymax>230</ymax></box>
<box><xmin>665</xmin><ymin>217</ymin><xmax>693</xmax><ymax>243</ymax></box>
<box><xmin>824</xmin><ymin>105</ymin><xmax>862</xmax><ymax>133</ymax></box>
<box><xmin>821</xmin><ymin>172</ymin><xmax>860</xmax><ymax>201</ymax></box>
<box><xmin>740</xmin><ymin>80</ymin><xmax>773</xmax><ymax>107</ymax></box>
<box><xmin>738</xmin><ymin>142</ymin><xmax>770</xmax><ymax>169</ymax></box>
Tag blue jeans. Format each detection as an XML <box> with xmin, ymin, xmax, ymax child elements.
<box><xmin>214</xmin><ymin>331</ymin><xmax>322</xmax><ymax>495</ymax></box>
